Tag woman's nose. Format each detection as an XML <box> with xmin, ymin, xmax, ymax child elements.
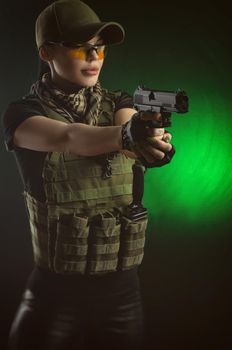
<box><xmin>87</xmin><ymin>49</ymin><xmax>100</xmax><ymax>62</ymax></box>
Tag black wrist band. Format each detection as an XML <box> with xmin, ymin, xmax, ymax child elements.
<box><xmin>121</xmin><ymin>120</ymin><xmax>134</xmax><ymax>151</ymax></box>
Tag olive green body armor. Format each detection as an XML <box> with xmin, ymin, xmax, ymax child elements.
<box><xmin>22</xmin><ymin>88</ymin><xmax>148</xmax><ymax>275</ymax></box>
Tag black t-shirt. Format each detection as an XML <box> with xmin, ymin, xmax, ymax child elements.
<box><xmin>1</xmin><ymin>90</ymin><xmax>134</xmax><ymax>203</ymax></box>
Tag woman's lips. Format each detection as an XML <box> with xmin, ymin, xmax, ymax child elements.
<box><xmin>82</xmin><ymin>69</ymin><xmax>99</xmax><ymax>76</ymax></box>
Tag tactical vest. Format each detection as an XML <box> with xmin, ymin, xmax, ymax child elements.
<box><xmin>21</xmin><ymin>88</ymin><xmax>148</xmax><ymax>275</ymax></box>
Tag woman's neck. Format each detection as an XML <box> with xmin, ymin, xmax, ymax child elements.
<box><xmin>50</xmin><ymin>71</ymin><xmax>84</xmax><ymax>94</ymax></box>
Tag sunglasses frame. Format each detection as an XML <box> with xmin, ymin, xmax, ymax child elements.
<box><xmin>45</xmin><ymin>41</ymin><xmax>108</xmax><ymax>58</ymax></box>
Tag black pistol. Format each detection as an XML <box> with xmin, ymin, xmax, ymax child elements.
<box><xmin>125</xmin><ymin>85</ymin><xmax>189</xmax><ymax>220</ymax></box>
<box><xmin>133</xmin><ymin>85</ymin><xmax>189</xmax><ymax>169</ymax></box>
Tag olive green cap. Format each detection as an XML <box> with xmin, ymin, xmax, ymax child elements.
<box><xmin>35</xmin><ymin>0</ymin><xmax>125</xmax><ymax>49</ymax></box>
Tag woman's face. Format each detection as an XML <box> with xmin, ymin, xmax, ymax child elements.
<box><xmin>40</xmin><ymin>34</ymin><xmax>105</xmax><ymax>88</ymax></box>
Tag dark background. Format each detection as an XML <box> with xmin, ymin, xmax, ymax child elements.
<box><xmin>0</xmin><ymin>1</ymin><xmax>231</xmax><ymax>349</ymax></box>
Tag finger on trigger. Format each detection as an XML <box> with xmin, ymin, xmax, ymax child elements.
<box><xmin>152</xmin><ymin>112</ymin><xmax>162</xmax><ymax>121</ymax></box>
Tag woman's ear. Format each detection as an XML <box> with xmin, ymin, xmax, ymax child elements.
<box><xmin>39</xmin><ymin>45</ymin><xmax>53</xmax><ymax>63</ymax></box>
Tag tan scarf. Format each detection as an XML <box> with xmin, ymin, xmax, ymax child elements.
<box><xmin>29</xmin><ymin>71</ymin><xmax>103</xmax><ymax>125</ymax></box>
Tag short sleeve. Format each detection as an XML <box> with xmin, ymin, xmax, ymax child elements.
<box><xmin>114</xmin><ymin>91</ymin><xmax>134</xmax><ymax>113</ymax></box>
<box><xmin>1</xmin><ymin>100</ymin><xmax>44</xmax><ymax>152</ymax></box>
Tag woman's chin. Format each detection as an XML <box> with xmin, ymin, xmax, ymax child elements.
<box><xmin>65</xmin><ymin>73</ymin><xmax>99</xmax><ymax>88</ymax></box>
<box><xmin>78</xmin><ymin>76</ymin><xmax>99</xmax><ymax>87</ymax></box>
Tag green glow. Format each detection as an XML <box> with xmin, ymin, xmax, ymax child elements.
<box><xmin>143</xmin><ymin>90</ymin><xmax>232</xmax><ymax>228</ymax></box>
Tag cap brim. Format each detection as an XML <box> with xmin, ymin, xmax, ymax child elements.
<box><xmin>65</xmin><ymin>22</ymin><xmax>125</xmax><ymax>45</ymax></box>
<box><xmin>94</xmin><ymin>22</ymin><xmax>125</xmax><ymax>45</ymax></box>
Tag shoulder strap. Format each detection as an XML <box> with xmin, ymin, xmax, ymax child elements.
<box><xmin>98</xmin><ymin>89</ymin><xmax>124</xmax><ymax>126</ymax></box>
<box><xmin>22</xmin><ymin>95</ymin><xmax>70</xmax><ymax>124</ymax></box>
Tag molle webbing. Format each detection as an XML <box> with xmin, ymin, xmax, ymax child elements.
<box><xmin>42</xmin><ymin>151</ymin><xmax>135</xmax><ymax>207</ymax></box>
<box><xmin>23</xmin><ymin>191</ymin><xmax>148</xmax><ymax>275</ymax></box>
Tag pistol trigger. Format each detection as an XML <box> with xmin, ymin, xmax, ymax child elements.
<box><xmin>160</xmin><ymin>111</ymin><xmax>172</xmax><ymax>127</ymax></box>
<box><xmin>146</xmin><ymin>120</ymin><xmax>163</xmax><ymax>128</ymax></box>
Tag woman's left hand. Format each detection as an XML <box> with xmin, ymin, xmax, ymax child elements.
<box><xmin>120</xmin><ymin>129</ymin><xmax>172</xmax><ymax>160</ymax></box>
<box><xmin>118</xmin><ymin>110</ymin><xmax>173</xmax><ymax>159</ymax></box>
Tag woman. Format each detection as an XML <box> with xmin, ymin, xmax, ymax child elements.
<box><xmin>2</xmin><ymin>1</ymin><xmax>174</xmax><ymax>349</ymax></box>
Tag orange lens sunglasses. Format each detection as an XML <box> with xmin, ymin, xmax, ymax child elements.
<box><xmin>46</xmin><ymin>41</ymin><xmax>108</xmax><ymax>60</ymax></box>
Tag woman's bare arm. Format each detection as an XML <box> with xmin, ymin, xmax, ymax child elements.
<box><xmin>13</xmin><ymin>109</ymin><xmax>172</xmax><ymax>162</ymax></box>
<box><xmin>13</xmin><ymin>115</ymin><xmax>122</xmax><ymax>156</ymax></box>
